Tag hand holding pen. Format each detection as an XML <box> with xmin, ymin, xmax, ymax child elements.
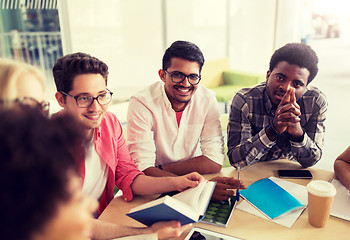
<box><xmin>210</xmin><ymin>174</ymin><xmax>246</xmax><ymax>202</ymax></box>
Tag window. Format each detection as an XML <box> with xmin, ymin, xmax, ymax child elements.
<box><xmin>0</xmin><ymin>0</ymin><xmax>62</xmax><ymax>95</ymax></box>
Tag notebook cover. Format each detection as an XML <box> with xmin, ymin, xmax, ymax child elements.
<box><xmin>239</xmin><ymin>178</ymin><xmax>305</xmax><ymax>219</ymax></box>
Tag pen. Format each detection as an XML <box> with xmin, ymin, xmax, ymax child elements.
<box><xmin>236</xmin><ymin>162</ymin><xmax>240</xmax><ymax>201</ymax></box>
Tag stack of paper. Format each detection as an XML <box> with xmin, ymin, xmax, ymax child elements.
<box><xmin>330</xmin><ymin>179</ymin><xmax>350</xmax><ymax>221</ymax></box>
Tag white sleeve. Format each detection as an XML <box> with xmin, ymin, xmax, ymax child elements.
<box><xmin>127</xmin><ymin>97</ymin><xmax>157</xmax><ymax>171</ymax></box>
<box><xmin>200</xmin><ymin>93</ymin><xmax>225</xmax><ymax>165</ymax></box>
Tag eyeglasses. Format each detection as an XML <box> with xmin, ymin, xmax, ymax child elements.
<box><xmin>164</xmin><ymin>70</ymin><xmax>201</xmax><ymax>85</ymax></box>
<box><xmin>60</xmin><ymin>89</ymin><xmax>113</xmax><ymax>108</ymax></box>
<box><xmin>0</xmin><ymin>97</ymin><xmax>50</xmax><ymax>115</ymax></box>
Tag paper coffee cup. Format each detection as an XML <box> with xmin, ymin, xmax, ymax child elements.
<box><xmin>307</xmin><ymin>180</ymin><xmax>336</xmax><ymax>228</ymax></box>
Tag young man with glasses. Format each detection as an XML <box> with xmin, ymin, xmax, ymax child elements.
<box><xmin>127</xmin><ymin>41</ymin><xmax>243</xmax><ymax>201</ymax></box>
<box><xmin>227</xmin><ymin>43</ymin><xmax>327</xmax><ymax>169</ymax></box>
<box><xmin>53</xmin><ymin>52</ymin><xmax>203</xmax><ymax>239</ymax></box>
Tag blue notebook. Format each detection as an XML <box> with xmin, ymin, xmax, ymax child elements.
<box><xmin>239</xmin><ymin>178</ymin><xmax>305</xmax><ymax>219</ymax></box>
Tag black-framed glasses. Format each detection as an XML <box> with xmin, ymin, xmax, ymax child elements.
<box><xmin>60</xmin><ymin>89</ymin><xmax>113</xmax><ymax>108</ymax></box>
<box><xmin>0</xmin><ymin>97</ymin><xmax>50</xmax><ymax>115</ymax></box>
<box><xmin>164</xmin><ymin>70</ymin><xmax>201</xmax><ymax>85</ymax></box>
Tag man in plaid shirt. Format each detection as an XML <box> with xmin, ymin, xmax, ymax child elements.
<box><xmin>227</xmin><ymin>43</ymin><xmax>327</xmax><ymax>168</ymax></box>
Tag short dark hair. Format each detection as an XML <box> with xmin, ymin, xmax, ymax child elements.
<box><xmin>162</xmin><ymin>40</ymin><xmax>205</xmax><ymax>72</ymax></box>
<box><xmin>53</xmin><ymin>52</ymin><xmax>109</xmax><ymax>93</ymax></box>
<box><xmin>269</xmin><ymin>43</ymin><xmax>319</xmax><ymax>84</ymax></box>
<box><xmin>0</xmin><ymin>106</ymin><xmax>84</xmax><ymax>240</ymax></box>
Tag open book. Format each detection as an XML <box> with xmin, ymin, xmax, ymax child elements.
<box><xmin>239</xmin><ymin>178</ymin><xmax>306</xmax><ymax>219</ymax></box>
<box><xmin>330</xmin><ymin>179</ymin><xmax>350</xmax><ymax>221</ymax></box>
<box><xmin>127</xmin><ymin>181</ymin><xmax>216</xmax><ymax>226</ymax></box>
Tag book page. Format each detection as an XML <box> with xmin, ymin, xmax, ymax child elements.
<box><xmin>197</xmin><ymin>181</ymin><xmax>216</xmax><ymax>215</ymax></box>
<box><xmin>330</xmin><ymin>179</ymin><xmax>350</xmax><ymax>221</ymax></box>
<box><xmin>173</xmin><ymin>181</ymin><xmax>207</xmax><ymax>210</ymax></box>
<box><xmin>173</xmin><ymin>181</ymin><xmax>215</xmax><ymax>215</ymax></box>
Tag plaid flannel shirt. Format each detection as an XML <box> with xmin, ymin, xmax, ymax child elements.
<box><xmin>227</xmin><ymin>82</ymin><xmax>327</xmax><ymax>168</ymax></box>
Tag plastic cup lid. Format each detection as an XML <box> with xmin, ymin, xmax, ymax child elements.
<box><xmin>307</xmin><ymin>180</ymin><xmax>336</xmax><ymax>197</ymax></box>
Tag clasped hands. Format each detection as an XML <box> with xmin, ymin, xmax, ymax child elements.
<box><xmin>272</xmin><ymin>87</ymin><xmax>304</xmax><ymax>138</ymax></box>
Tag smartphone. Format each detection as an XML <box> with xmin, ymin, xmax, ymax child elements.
<box><xmin>277</xmin><ymin>169</ymin><xmax>313</xmax><ymax>179</ymax></box>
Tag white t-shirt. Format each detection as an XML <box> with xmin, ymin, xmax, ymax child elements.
<box><xmin>82</xmin><ymin>139</ymin><xmax>109</xmax><ymax>200</ymax></box>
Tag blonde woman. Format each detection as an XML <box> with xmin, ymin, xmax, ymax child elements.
<box><xmin>0</xmin><ymin>58</ymin><xmax>49</xmax><ymax>114</ymax></box>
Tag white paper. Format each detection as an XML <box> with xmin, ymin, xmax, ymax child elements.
<box><xmin>330</xmin><ymin>179</ymin><xmax>350</xmax><ymax>221</ymax></box>
<box><xmin>236</xmin><ymin>176</ymin><xmax>307</xmax><ymax>228</ymax></box>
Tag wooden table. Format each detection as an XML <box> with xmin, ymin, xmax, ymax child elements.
<box><xmin>99</xmin><ymin>160</ymin><xmax>350</xmax><ymax>240</ymax></box>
